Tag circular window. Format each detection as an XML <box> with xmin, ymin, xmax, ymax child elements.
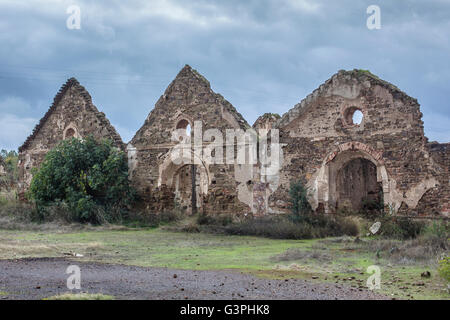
<box><xmin>344</xmin><ymin>107</ymin><xmax>364</xmax><ymax>126</ymax></box>
<box><xmin>352</xmin><ymin>110</ymin><xmax>363</xmax><ymax>125</ymax></box>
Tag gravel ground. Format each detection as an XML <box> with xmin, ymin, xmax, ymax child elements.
<box><xmin>0</xmin><ymin>258</ymin><xmax>387</xmax><ymax>300</ymax></box>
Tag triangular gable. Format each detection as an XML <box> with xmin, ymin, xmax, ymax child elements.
<box><xmin>131</xmin><ymin>65</ymin><xmax>250</xmax><ymax>145</ymax></box>
<box><xmin>278</xmin><ymin>69</ymin><xmax>419</xmax><ymax>129</ymax></box>
<box><xmin>19</xmin><ymin>78</ymin><xmax>123</xmax><ymax>152</ymax></box>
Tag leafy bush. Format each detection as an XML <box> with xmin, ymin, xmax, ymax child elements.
<box><xmin>29</xmin><ymin>136</ymin><xmax>136</xmax><ymax>224</ymax></box>
<box><xmin>438</xmin><ymin>257</ymin><xmax>450</xmax><ymax>283</ymax></box>
<box><xmin>378</xmin><ymin>216</ymin><xmax>426</xmax><ymax>240</ymax></box>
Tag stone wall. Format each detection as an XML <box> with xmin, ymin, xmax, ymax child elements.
<box><xmin>410</xmin><ymin>142</ymin><xmax>450</xmax><ymax>217</ymax></box>
<box><xmin>128</xmin><ymin>65</ymin><xmax>252</xmax><ymax>216</ymax></box>
<box><xmin>253</xmin><ymin>113</ymin><xmax>280</xmax><ymax>130</ymax></box>
<box><xmin>17</xmin><ymin>78</ymin><xmax>124</xmax><ymax>195</ymax></box>
<box><xmin>270</xmin><ymin>69</ymin><xmax>445</xmax><ymax>216</ymax></box>
<box><xmin>16</xmin><ymin>68</ymin><xmax>448</xmax><ymax>218</ymax></box>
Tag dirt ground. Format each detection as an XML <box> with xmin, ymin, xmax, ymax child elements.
<box><xmin>0</xmin><ymin>257</ymin><xmax>387</xmax><ymax>300</ymax></box>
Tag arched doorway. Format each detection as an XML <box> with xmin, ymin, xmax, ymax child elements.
<box><xmin>158</xmin><ymin>151</ymin><xmax>210</xmax><ymax>215</ymax></box>
<box><xmin>310</xmin><ymin>142</ymin><xmax>391</xmax><ymax>214</ymax></box>
<box><xmin>173</xmin><ymin>164</ymin><xmax>203</xmax><ymax>214</ymax></box>
<box><xmin>335</xmin><ymin>158</ymin><xmax>382</xmax><ymax>211</ymax></box>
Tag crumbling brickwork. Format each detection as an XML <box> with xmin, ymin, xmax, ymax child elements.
<box><xmin>270</xmin><ymin>69</ymin><xmax>447</xmax><ymax>217</ymax></box>
<box><xmin>17</xmin><ymin>78</ymin><xmax>124</xmax><ymax>195</ymax></box>
<box><xmin>17</xmin><ymin>68</ymin><xmax>449</xmax><ymax>217</ymax></box>
<box><xmin>128</xmin><ymin>65</ymin><xmax>252</xmax><ymax>215</ymax></box>
<box><xmin>253</xmin><ymin>113</ymin><xmax>280</xmax><ymax>131</ymax></box>
<box><xmin>410</xmin><ymin>142</ymin><xmax>450</xmax><ymax>216</ymax></box>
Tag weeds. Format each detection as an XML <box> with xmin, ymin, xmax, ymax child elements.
<box><xmin>0</xmin><ymin>195</ymin><xmax>182</xmax><ymax>231</ymax></box>
<box><xmin>361</xmin><ymin>229</ymin><xmax>448</xmax><ymax>265</ymax></box>
<box><xmin>438</xmin><ymin>257</ymin><xmax>450</xmax><ymax>283</ymax></box>
<box><xmin>217</xmin><ymin>215</ymin><xmax>358</xmax><ymax>240</ymax></box>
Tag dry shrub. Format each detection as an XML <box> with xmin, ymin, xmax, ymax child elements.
<box><xmin>0</xmin><ymin>200</ymin><xmax>87</xmax><ymax>231</ymax></box>
<box><xmin>197</xmin><ymin>213</ymin><xmax>233</xmax><ymax>226</ymax></box>
<box><xmin>378</xmin><ymin>216</ymin><xmax>426</xmax><ymax>240</ymax></box>
<box><xmin>180</xmin><ymin>222</ymin><xmax>201</xmax><ymax>233</ymax></box>
<box><xmin>221</xmin><ymin>215</ymin><xmax>358</xmax><ymax>240</ymax></box>
<box><xmin>362</xmin><ymin>222</ymin><xmax>448</xmax><ymax>265</ymax></box>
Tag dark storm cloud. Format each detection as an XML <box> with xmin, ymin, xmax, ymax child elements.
<box><xmin>0</xmin><ymin>0</ymin><xmax>449</xmax><ymax>150</ymax></box>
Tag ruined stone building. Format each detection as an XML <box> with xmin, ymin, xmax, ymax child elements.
<box><xmin>270</xmin><ymin>70</ymin><xmax>449</xmax><ymax>217</ymax></box>
<box><xmin>128</xmin><ymin>65</ymin><xmax>254</xmax><ymax>214</ymax></box>
<box><xmin>17</xmin><ymin>67</ymin><xmax>449</xmax><ymax>217</ymax></box>
<box><xmin>17</xmin><ymin>78</ymin><xmax>124</xmax><ymax>196</ymax></box>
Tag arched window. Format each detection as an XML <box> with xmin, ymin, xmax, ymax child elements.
<box><xmin>176</xmin><ymin>119</ymin><xmax>191</xmax><ymax>136</ymax></box>
<box><xmin>63</xmin><ymin>126</ymin><xmax>79</xmax><ymax>140</ymax></box>
<box><xmin>65</xmin><ymin>128</ymin><xmax>76</xmax><ymax>139</ymax></box>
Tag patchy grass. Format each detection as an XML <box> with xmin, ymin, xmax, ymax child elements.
<box><xmin>44</xmin><ymin>293</ymin><xmax>114</xmax><ymax>300</ymax></box>
<box><xmin>0</xmin><ymin>228</ymin><xmax>447</xmax><ymax>300</ymax></box>
<box><xmin>271</xmin><ymin>248</ymin><xmax>331</xmax><ymax>263</ymax></box>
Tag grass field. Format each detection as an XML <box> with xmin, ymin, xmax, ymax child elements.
<box><xmin>0</xmin><ymin>227</ymin><xmax>447</xmax><ymax>300</ymax></box>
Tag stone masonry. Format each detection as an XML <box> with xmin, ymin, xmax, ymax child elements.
<box><xmin>128</xmin><ymin>65</ymin><xmax>252</xmax><ymax>215</ymax></box>
<box><xmin>17</xmin><ymin>78</ymin><xmax>124</xmax><ymax>197</ymax></box>
<box><xmin>271</xmin><ymin>69</ymin><xmax>447</xmax><ymax>217</ymax></box>
<box><xmin>17</xmin><ymin>67</ymin><xmax>449</xmax><ymax>217</ymax></box>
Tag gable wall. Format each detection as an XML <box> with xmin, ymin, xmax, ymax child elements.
<box><xmin>272</xmin><ymin>70</ymin><xmax>444</xmax><ymax>216</ymax></box>
<box><xmin>14</xmin><ymin>68</ymin><xmax>448</xmax><ymax>217</ymax></box>
<box><xmin>128</xmin><ymin>66</ymin><xmax>252</xmax><ymax>215</ymax></box>
<box><xmin>18</xmin><ymin>81</ymin><xmax>124</xmax><ymax>194</ymax></box>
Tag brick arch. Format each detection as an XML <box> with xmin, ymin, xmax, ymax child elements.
<box><xmin>308</xmin><ymin>142</ymin><xmax>391</xmax><ymax>213</ymax></box>
<box><xmin>325</xmin><ymin>141</ymin><xmax>384</xmax><ymax>165</ymax></box>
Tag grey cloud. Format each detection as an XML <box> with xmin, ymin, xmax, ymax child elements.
<box><xmin>0</xmin><ymin>0</ymin><xmax>448</xmax><ymax>150</ymax></box>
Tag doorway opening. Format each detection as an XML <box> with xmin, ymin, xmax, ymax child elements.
<box><xmin>336</xmin><ymin>158</ymin><xmax>382</xmax><ymax>212</ymax></box>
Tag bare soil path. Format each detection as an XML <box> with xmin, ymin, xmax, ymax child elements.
<box><xmin>0</xmin><ymin>258</ymin><xmax>387</xmax><ymax>300</ymax></box>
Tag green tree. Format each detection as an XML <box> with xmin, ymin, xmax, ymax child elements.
<box><xmin>289</xmin><ymin>180</ymin><xmax>312</xmax><ymax>220</ymax></box>
<box><xmin>0</xmin><ymin>149</ymin><xmax>18</xmax><ymax>190</ymax></box>
<box><xmin>29</xmin><ymin>136</ymin><xmax>135</xmax><ymax>223</ymax></box>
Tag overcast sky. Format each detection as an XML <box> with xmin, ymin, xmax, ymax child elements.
<box><xmin>0</xmin><ymin>0</ymin><xmax>449</xmax><ymax>150</ymax></box>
